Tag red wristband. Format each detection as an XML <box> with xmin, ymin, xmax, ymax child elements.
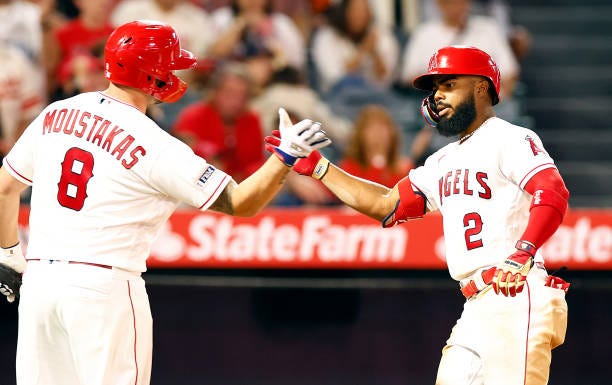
<box><xmin>515</xmin><ymin>240</ymin><xmax>536</xmax><ymax>256</ymax></box>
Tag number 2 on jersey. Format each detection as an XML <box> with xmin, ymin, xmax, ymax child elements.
<box><xmin>463</xmin><ymin>212</ymin><xmax>483</xmax><ymax>250</ymax></box>
<box><xmin>57</xmin><ymin>147</ymin><xmax>94</xmax><ymax>211</ymax></box>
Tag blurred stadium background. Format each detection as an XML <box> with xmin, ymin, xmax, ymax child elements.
<box><xmin>1</xmin><ymin>0</ymin><xmax>612</xmax><ymax>384</ymax></box>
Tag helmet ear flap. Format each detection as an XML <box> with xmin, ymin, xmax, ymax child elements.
<box><xmin>420</xmin><ymin>94</ymin><xmax>439</xmax><ymax>127</ymax></box>
<box><xmin>154</xmin><ymin>73</ymin><xmax>188</xmax><ymax>103</ymax></box>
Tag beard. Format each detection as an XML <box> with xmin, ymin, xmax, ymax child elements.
<box><xmin>435</xmin><ymin>94</ymin><xmax>477</xmax><ymax>137</ymax></box>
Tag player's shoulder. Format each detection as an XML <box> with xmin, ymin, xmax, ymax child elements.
<box><xmin>44</xmin><ymin>92</ymin><xmax>107</xmax><ymax>111</ymax></box>
<box><xmin>481</xmin><ymin>117</ymin><xmax>539</xmax><ymax>140</ymax></box>
<box><xmin>38</xmin><ymin>93</ymin><xmax>85</xmax><ymax>114</ymax></box>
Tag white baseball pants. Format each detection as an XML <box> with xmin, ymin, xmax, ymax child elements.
<box><xmin>16</xmin><ymin>260</ymin><xmax>152</xmax><ymax>385</ymax></box>
<box><xmin>436</xmin><ymin>267</ymin><xmax>568</xmax><ymax>385</ymax></box>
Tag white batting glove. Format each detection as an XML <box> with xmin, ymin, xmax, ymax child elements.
<box><xmin>273</xmin><ymin>108</ymin><xmax>331</xmax><ymax>166</ymax></box>
<box><xmin>1</xmin><ymin>243</ymin><xmax>27</xmax><ymax>303</ymax></box>
<box><xmin>0</xmin><ymin>243</ymin><xmax>26</xmax><ymax>273</ymax></box>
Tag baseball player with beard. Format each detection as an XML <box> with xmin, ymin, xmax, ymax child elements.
<box><xmin>0</xmin><ymin>20</ymin><xmax>329</xmax><ymax>385</ymax></box>
<box><xmin>266</xmin><ymin>45</ymin><xmax>570</xmax><ymax>385</ymax></box>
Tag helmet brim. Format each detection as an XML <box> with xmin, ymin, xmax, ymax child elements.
<box><xmin>412</xmin><ymin>73</ymin><xmax>436</xmax><ymax>91</ymax></box>
<box><xmin>412</xmin><ymin>72</ymin><xmax>499</xmax><ymax>105</ymax></box>
<box><xmin>171</xmin><ymin>49</ymin><xmax>197</xmax><ymax>70</ymax></box>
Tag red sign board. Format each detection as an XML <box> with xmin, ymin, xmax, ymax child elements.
<box><xmin>17</xmin><ymin>208</ymin><xmax>612</xmax><ymax>270</ymax></box>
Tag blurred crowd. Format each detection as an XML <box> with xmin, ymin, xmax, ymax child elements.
<box><xmin>0</xmin><ymin>0</ymin><xmax>533</xmax><ymax>207</ymax></box>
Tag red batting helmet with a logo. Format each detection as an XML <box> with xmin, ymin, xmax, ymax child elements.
<box><xmin>104</xmin><ymin>20</ymin><xmax>196</xmax><ymax>103</ymax></box>
<box><xmin>412</xmin><ymin>45</ymin><xmax>501</xmax><ymax>105</ymax></box>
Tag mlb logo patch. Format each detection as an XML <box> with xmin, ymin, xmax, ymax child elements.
<box><xmin>198</xmin><ymin>166</ymin><xmax>216</xmax><ymax>184</ymax></box>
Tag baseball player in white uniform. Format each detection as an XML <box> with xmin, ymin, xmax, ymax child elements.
<box><xmin>0</xmin><ymin>20</ymin><xmax>330</xmax><ymax>385</ymax></box>
<box><xmin>266</xmin><ymin>45</ymin><xmax>570</xmax><ymax>385</ymax></box>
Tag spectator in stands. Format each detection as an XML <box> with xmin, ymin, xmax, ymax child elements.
<box><xmin>0</xmin><ymin>0</ymin><xmax>46</xmax><ymax>102</ymax></box>
<box><xmin>206</xmin><ymin>0</ymin><xmax>305</xmax><ymax>92</ymax></box>
<box><xmin>47</xmin><ymin>0</ymin><xmax>114</xmax><ymax>100</ymax></box>
<box><xmin>172</xmin><ymin>63</ymin><xmax>265</xmax><ymax>183</ymax></box>
<box><xmin>112</xmin><ymin>0</ymin><xmax>213</xmax><ymax>60</ymax></box>
<box><xmin>27</xmin><ymin>0</ymin><xmax>69</xmax><ymax>95</ymax></box>
<box><xmin>401</xmin><ymin>0</ymin><xmax>519</xmax><ymax>101</ymax></box>
<box><xmin>420</xmin><ymin>0</ymin><xmax>531</xmax><ymax>61</ymax></box>
<box><xmin>53</xmin><ymin>49</ymin><xmax>107</xmax><ymax>100</ymax></box>
<box><xmin>310</xmin><ymin>0</ymin><xmax>399</xmax><ymax>95</ymax></box>
<box><xmin>0</xmin><ymin>0</ymin><xmax>43</xmax><ymax>63</ymax></box>
<box><xmin>148</xmin><ymin>64</ymin><xmax>212</xmax><ymax>132</ymax></box>
<box><xmin>339</xmin><ymin>105</ymin><xmax>413</xmax><ymax>188</ymax></box>
<box><xmin>250</xmin><ymin>65</ymin><xmax>351</xmax><ymax>149</ymax></box>
<box><xmin>0</xmin><ymin>43</ymin><xmax>44</xmax><ymax>160</ymax></box>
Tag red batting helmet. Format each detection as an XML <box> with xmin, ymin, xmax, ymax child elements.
<box><xmin>412</xmin><ymin>45</ymin><xmax>501</xmax><ymax>105</ymax></box>
<box><xmin>104</xmin><ymin>20</ymin><xmax>196</xmax><ymax>103</ymax></box>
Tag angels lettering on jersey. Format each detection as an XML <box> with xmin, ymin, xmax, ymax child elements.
<box><xmin>439</xmin><ymin>169</ymin><xmax>491</xmax><ymax>206</ymax></box>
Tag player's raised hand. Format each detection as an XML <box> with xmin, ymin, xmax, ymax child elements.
<box><xmin>271</xmin><ymin>108</ymin><xmax>331</xmax><ymax>166</ymax></box>
<box><xmin>265</xmin><ymin>129</ymin><xmax>331</xmax><ymax>180</ymax></box>
<box><xmin>492</xmin><ymin>243</ymin><xmax>535</xmax><ymax>297</ymax></box>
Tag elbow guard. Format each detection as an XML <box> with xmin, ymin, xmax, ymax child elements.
<box><xmin>382</xmin><ymin>176</ymin><xmax>426</xmax><ymax>228</ymax></box>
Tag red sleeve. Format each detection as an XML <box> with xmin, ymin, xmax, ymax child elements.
<box><xmin>520</xmin><ymin>168</ymin><xmax>570</xmax><ymax>248</ymax></box>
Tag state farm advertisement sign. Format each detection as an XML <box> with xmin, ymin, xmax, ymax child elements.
<box><xmin>148</xmin><ymin>209</ymin><xmax>435</xmax><ymax>269</ymax></box>
<box><xmin>17</xmin><ymin>208</ymin><xmax>612</xmax><ymax>269</ymax></box>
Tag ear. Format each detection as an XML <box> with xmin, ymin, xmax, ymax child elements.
<box><xmin>474</xmin><ymin>79</ymin><xmax>493</xmax><ymax>104</ymax></box>
<box><xmin>475</xmin><ymin>79</ymin><xmax>489</xmax><ymax>98</ymax></box>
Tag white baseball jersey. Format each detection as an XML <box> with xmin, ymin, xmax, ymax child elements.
<box><xmin>4</xmin><ymin>91</ymin><xmax>230</xmax><ymax>272</ymax></box>
<box><xmin>409</xmin><ymin>117</ymin><xmax>556</xmax><ymax>280</ymax></box>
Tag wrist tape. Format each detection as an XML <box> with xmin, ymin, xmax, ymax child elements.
<box><xmin>515</xmin><ymin>239</ymin><xmax>537</xmax><ymax>257</ymax></box>
<box><xmin>312</xmin><ymin>157</ymin><xmax>330</xmax><ymax>180</ymax></box>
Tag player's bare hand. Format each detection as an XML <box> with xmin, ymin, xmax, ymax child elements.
<box><xmin>271</xmin><ymin>108</ymin><xmax>331</xmax><ymax>166</ymax></box>
<box><xmin>492</xmin><ymin>250</ymin><xmax>533</xmax><ymax>297</ymax></box>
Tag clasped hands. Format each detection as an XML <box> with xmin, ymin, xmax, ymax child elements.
<box><xmin>268</xmin><ymin>108</ymin><xmax>331</xmax><ymax>178</ymax></box>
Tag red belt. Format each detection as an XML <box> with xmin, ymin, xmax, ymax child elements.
<box><xmin>460</xmin><ymin>262</ymin><xmax>546</xmax><ymax>299</ymax></box>
<box><xmin>27</xmin><ymin>259</ymin><xmax>112</xmax><ymax>270</ymax></box>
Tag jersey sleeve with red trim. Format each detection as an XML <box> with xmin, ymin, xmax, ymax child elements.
<box><xmin>148</xmin><ymin>138</ymin><xmax>231</xmax><ymax>211</ymax></box>
<box><xmin>499</xmin><ymin>128</ymin><xmax>557</xmax><ymax>189</ymax></box>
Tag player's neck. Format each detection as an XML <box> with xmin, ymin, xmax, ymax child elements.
<box><xmin>459</xmin><ymin>111</ymin><xmax>496</xmax><ymax>143</ymax></box>
<box><xmin>102</xmin><ymin>83</ymin><xmax>149</xmax><ymax>114</ymax></box>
